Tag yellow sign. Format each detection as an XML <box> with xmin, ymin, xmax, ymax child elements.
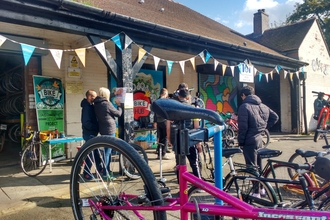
<box><xmin>66</xmin><ymin>81</ymin><xmax>83</xmax><ymax>94</ymax></box>
<box><xmin>69</xmin><ymin>55</ymin><xmax>79</xmax><ymax>68</ymax></box>
<box><xmin>68</xmin><ymin>67</ymin><xmax>81</xmax><ymax>78</ymax></box>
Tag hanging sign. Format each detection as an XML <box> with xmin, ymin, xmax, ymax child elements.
<box><xmin>69</xmin><ymin>55</ymin><xmax>80</xmax><ymax>68</ymax></box>
<box><xmin>239</xmin><ymin>64</ymin><xmax>254</xmax><ymax>83</ymax></box>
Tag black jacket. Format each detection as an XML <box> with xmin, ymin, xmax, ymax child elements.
<box><xmin>80</xmin><ymin>99</ymin><xmax>99</xmax><ymax>136</ymax></box>
<box><xmin>94</xmin><ymin>96</ymin><xmax>122</xmax><ymax>135</ymax></box>
<box><xmin>237</xmin><ymin>95</ymin><xmax>278</xmax><ymax>146</ymax></box>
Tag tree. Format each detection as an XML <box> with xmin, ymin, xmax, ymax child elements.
<box><xmin>287</xmin><ymin>0</ymin><xmax>330</xmax><ymax>48</ymax></box>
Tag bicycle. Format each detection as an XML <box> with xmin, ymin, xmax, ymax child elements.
<box><xmin>313</xmin><ymin>91</ymin><xmax>330</xmax><ymax>142</ymax></box>
<box><xmin>20</xmin><ymin>127</ymin><xmax>50</xmax><ymax>177</ymax></box>
<box><xmin>70</xmin><ymin>98</ymin><xmax>330</xmax><ymax>219</ymax></box>
<box><xmin>0</xmin><ymin>123</ymin><xmax>7</xmax><ymax>153</ymax></box>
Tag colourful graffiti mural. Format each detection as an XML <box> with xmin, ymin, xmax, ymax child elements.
<box><xmin>199</xmin><ymin>75</ymin><xmax>237</xmax><ymax>114</ymax></box>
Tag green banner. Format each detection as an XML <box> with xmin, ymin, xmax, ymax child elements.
<box><xmin>33</xmin><ymin>75</ymin><xmax>65</xmax><ymax>158</ymax></box>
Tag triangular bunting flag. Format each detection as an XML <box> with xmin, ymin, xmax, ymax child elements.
<box><xmin>284</xmin><ymin>70</ymin><xmax>288</xmax><ymax>79</ymax></box>
<box><xmin>153</xmin><ymin>56</ymin><xmax>160</xmax><ymax>70</ymax></box>
<box><xmin>166</xmin><ymin>61</ymin><xmax>174</xmax><ymax>75</ymax></box>
<box><xmin>138</xmin><ymin>48</ymin><xmax>147</xmax><ymax>63</ymax></box>
<box><xmin>95</xmin><ymin>42</ymin><xmax>107</xmax><ymax>60</ymax></box>
<box><xmin>222</xmin><ymin>64</ymin><xmax>227</xmax><ymax>76</ymax></box>
<box><xmin>50</xmin><ymin>49</ymin><xmax>63</xmax><ymax>69</ymax></box>
<box><xmin>301</xmin><ymin>67</ymin><xmax>305</xmax><ymax>75</ymax></box>
<box><xmin>269</xmin><ymin>70</ymin><xmax>273</xmax><ymax>80</ymax></box>
<box><xmin>290</xmin><ymin>72</ymin><xmax>293</xmax><ymax>81</ymax></box>
<box><xmin>276</xmin><ymin>65</ymin><xmax>282</xmax><ymax>74</ymax></box>
<box><xmin>214</xmin><ymin>59</ymin><xmax>219</xmax><ymax>71</ymax></box>
<box><xmin>237</xmin><ymin>63</ymin><xmax>242</xmax><ymax>73</ymax></box>
<box><xmin>258</xmin><ymin>72</ymin><xmax>263</xmax><ymax>82</ymax></box>
<box><xmin>265</xmin><ymin>73</ymin><xmax>269</xmax><ymax>82</ymax></box>
<box><xmin>190</xmin><ymin>57</ymin><xmax>196</xmax><ymax>70</ymax></box>
<box><xmin>230</xmin><ymin>66</ymin><xmax>235</xmax><ymax>77</ymax></box>
<box><xmin>205</xmin><ymin>51</ymin><xmax>211</xmax><ymax>63</ymax></box>
<box><xmin>124</xmin><ymin>35</ymin><xmax>133</xmax><ymax>49</ymax></box>
<box><xmin>0</xmin><ymin>35</ymin><xmax>7</xmax><ymax>47</ymax></box>
<box><xmin>253</xmin><ymin>67</ymin><xmax>258</xmax><ymax>76</ymax></box>
<box><xmin>295</xmin><ymin>71</ymin><xmax>299</xmax><ymax>80</ymax></box>
<box><xmin>244</xmin><ymin>59</ymin><xmax>252</xmax><ymax>66</ymax></box>
<box><xmin>111</xmin><ymin>34</ymin><xmax>122</xmax><ymax>50</ymax></box>
<box><xmin>199</xmin><ymin>51</ymin><xmax>206</xmax><ymax>63</ymax></box>
<box><xmin>75</xmin><ymin>48</ymin><xmax>86</xmax><ymax>67</ymax></box>
<box><xmin>179</xmin><ymin>61</ymin><xmax>185</xmax><ymax>74</ymax></box>
<box><xmin>20</xmin><ymin>43</ymin><xmax>35</xmax><ymax>66</ymax></box>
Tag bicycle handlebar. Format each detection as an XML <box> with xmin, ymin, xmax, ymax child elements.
<box><xmin>312</xmin><ymin>91</ymin><xmax>330</xmax><ymax>97</ymax></box>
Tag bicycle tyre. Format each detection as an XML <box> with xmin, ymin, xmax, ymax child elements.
<box><xmin>119</xmin><ymin>143</ymin><xmax>148</xmax><ymax>179</ymax></box>
<box><xmin>0</xmin><ymin>134</ymin><xmax>5</xmax><ymax>153</ymax></box>
<box><xmin>318</xmin><ymin>196</ymin><xmax>330</xmax><ymax>211</ymax></box>
<box><xmin>70</xmin><ymin>135</ymin><xmax>166</xmax><ymax>220</ymax></box>
<box><xmin>261</xmin><ymin>129</ymin><xmax>270</xmax><ymax>148</ymax></box>
<box><xmin>314</xmin><ymin>113</ymin><xmax>325</xmax><ymax>142</ymax></box>
<box><xmin>224</xmin><ymin>170</ymin><xmax>277</xmax><ymax>207</ymax></box>
<box><xmin>287</xmin><ymin>153</ymin><xmax>309</xmax><ymax>180</ymax></box>
<box><xmin>223</xmin><ymin>127</ymin><xmax>235</xmax><ymax>148</ymax></box>
<box><xmin>8</xmin><ymin>124</ymin><xmax>20</xmax><ymax>143</ymax></box>
<box><xmin>21</xmin><ymin>142</ymin><xmax>49</xmax><ymax>177</ymax></box>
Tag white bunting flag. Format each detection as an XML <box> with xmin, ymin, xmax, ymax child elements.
<box><xmin>95</xmin><ymin>42</ymin><xmax>107</xmax><ymax>60</ymax></box>
<box><xmin>269</xmin><ymin>70</ymin><xmax>273</xmax><ymax>80</ymax></box>
<box><xmin>295</xmin><ymin>71</ymin><xmax>299</xmax><ymax>80</ymax></box>
<box><xmin>124</xmin><ymin>35</ymin><xmax>133</xmax><ymax>49</ymax></box>
<box><xmin>75</xmin><ymin>48</ymin><xmax>86</xmax><ymax>67</ymax></box>
<box><xmin>253</xmin><ymin>67</ymin><xmax>258</xmax><ymax>76</ymax></box>
<box><xmin>199</xmin><ymin>51</ymin><xmax>205</xmax><ymax>63</ymax></box>
<box><xmin>230</xmin><ymin>66</ymin><xmax>235</xmax><ymax>77</ymax></box>
<box><xmin>0</xmin><ymin>35</ymin><xmax>6</xmax><ymax>47</ymax></box>
<box><xmin>214</xmin><ymin>59</ymin><xmax>219</xmax><ymax>71</ymax></box>
<box><xmin>179</xmin><ymin>60</ymin><xmax>185</xmax><ymax>74</ymax></box>
<box><xmin>222</xmin><ymin>64</ymin><xmax>227</xmax><ymax>76</ymax></box>
<box><xmin>190</xmin><ymin>57</ymin><xmax>196</xmax><ymax>70</ymax></box>
<box><xmin>284</xmin><ymin>70</ymin><xmax>288</xmax><ymax>79</ymax></box>
<box><xmin>265</xmin><ymin>73</ymin><xmax>269</xmax><ymax>82</ymax></box>
<box><xmin>153</xmin><ymin>56</ymin><xmax>160</xmax><ymax>70</ymax></box>
<box><xmin>50</xmin><ymin>49</ymin><xmax>63</xmax><ymax>69</ymax></box>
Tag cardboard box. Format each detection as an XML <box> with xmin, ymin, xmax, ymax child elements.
<box><xmin>134</xmin><ymin>141</ymin><xmax>149</xmax><ymax>150</ymax></box>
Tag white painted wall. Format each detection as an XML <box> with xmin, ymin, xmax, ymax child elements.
<box><xmin>298</xmin><ymin>20</ymin><xmax>330</xmax><ymax>132</ymax></box>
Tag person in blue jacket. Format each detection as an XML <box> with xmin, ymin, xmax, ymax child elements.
<box><xmin>81</xmin><ymin>89</ymin><xmax>99</xmax><ymax>180</ymax></box>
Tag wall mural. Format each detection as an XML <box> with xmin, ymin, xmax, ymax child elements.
<box><xmin>199</xmin><ymin>74</ymin><xmax>238</xmax><ymax>114</ymax></box>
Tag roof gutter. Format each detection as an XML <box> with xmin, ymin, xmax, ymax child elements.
<box><xmin>10</xmin><ymin>0</ymin><xmax>309</xmax><ymax>67</ymax></box>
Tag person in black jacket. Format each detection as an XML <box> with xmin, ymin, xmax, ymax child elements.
<box><xmin>313</xmin><ymin>93</ymin><xmax>327</xmax><ymax>120</ymax></box>
<box><xmin>94</xmin><ymin>87</ymin><xmax>122</xmax><ymax>179</ymax></box>
<box><xmin>81</xmin><ymin>90</ymin><xmax>99</xmax><ymax>180</ymax></box>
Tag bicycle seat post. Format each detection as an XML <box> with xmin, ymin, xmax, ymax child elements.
<box><xmin>176</xmin><ymin>120</ymin><xmax>188</xmax><ymax>167</ymax></box>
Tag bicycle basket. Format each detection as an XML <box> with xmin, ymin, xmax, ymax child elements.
<box><xmin>314</xmin><ymin>154</ymin><xmax>330</xmax><ymax>181</ymax></box>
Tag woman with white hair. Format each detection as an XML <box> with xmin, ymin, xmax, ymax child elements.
<box><xmin>94</xmin><ymin>87</ymin><xmax>122</xmax><ymax>180</ymax></box>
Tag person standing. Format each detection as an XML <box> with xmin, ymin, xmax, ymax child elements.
<box><xmin>81</xmin><ymin>90</ymin><xmax>99</xmax><ymax>180</ymax></box>
<box><xmin>94</xmin><ymin>87</ymin><xmax>122</xmax><ymax>180</ymax></box>
<box><xmin>153</xmin><ymin>88</ymin><xmax>170</xmax><ymax>160</ymax></box>
<box><xmin>237</xmin><ymin>86</ymin><xmax>278</xmax><ymax>197</ymax></box>
<box><xmin>314</xmin><ymin>92</ymin><xmax>327</xmax><ymax>120</ymax></box>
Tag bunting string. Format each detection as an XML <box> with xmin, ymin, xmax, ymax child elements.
<box><xmin>0</xmin><ymin>32</ymin><xmax>304</xmax><ymax>81</ymax></box>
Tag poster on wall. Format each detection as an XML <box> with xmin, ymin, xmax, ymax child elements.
<box><xmin>33</xmin><ymin>75</ymin><xmax>65</xmax><ymax>158</ymax></box>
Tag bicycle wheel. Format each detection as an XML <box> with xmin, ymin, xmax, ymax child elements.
<box><xmin>287</xmin><ymin>153</ymin><xmax>308</xmax><ymax>179</ymax></box>
<box><xmin>318</xmin><ymin>196</ymin><xmax>330</xmax><ymax>211</ymax></box>
<box><xmin>0</xmin><ymin>134</ymin><xmax>5</xmax><ymax>153</ymax></box>
<box><xmin>119</xmin><ymin>143</ymin><xmax>148</xmax><ymax>179</ymax></box>
<box><xmin>261</xmin><ymin>129</ymin><xmax>270</xmax><ymax>148</ymax></box>
<box><xmin>223</xmin><ymin>128</ymin><xmax>235</xmax><ymax>148</ymax></box>
<box><xmin>70</xmin><ymin>135</ymin><xmax>166</xmax><ymax>220</ymax></box>
<box><xmin>21</xmin><ymin>142</ymin><xmax>49</xmax><ymax>177</ymax></box>
<box><xmin>8</xmin><ymin>124</ymin><xmax>20</xmax><ymax>143</ymax></box>
<box><xmin>225</xmin><ymin>171</ymin><xmax>277</xmax><ymax>207</ymax></box>
<box><xmin>314</xmin><ymin>113</ymin><xmax>325</xmax><ymax>142</ymax></box>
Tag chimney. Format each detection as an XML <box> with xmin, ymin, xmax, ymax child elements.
<box><xmin>253</xmin><ymin>9</ymin><xmax>269</xmax><ymax>36</ymax></box>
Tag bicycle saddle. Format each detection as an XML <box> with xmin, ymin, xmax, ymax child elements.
<box><xmin>152</xmin><ymin>99</ymin><xmax>224</xmax><ymax>125</ymax></box>
<box><xmin>222</xmin><ymin>148</ymin><xmax>242</xmax><ymax>158</ymax></box>
<box><xmin>295</xmin><ymin>149</ymin><xmax>319</xmax><ymax>157</ymax></box>
<box><xmin>257</xmin><ymin>148</ymin><xmax>282</xmax><ymax>159</ymax></box>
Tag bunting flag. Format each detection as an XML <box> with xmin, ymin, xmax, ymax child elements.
<box><xmin>124</xmin><ymin>35</ymin><xmax>133</xmax><ymax>49</ymax></box>
<box><xmin>276</xmin><ymin>65</ymin><xmax>282</xmax><ymax>74</ymax></box>
<box><xmin>237</xmin><ymin>63</ymin><xmax>242</xmax><ymax>73</ymax></box>
<box><xmin>199</xmin><ymin>51</ymin><xmax>206</xmax><ymax>63</ymax></box>
<box><xmin>222</xmin><ymin>64</ymin><xmax>227</xmax><ymax>76</ymax></box>
<box><xmin>111</xmin><ymin>34</ymin><xmax>122</xmax><ymax>50</ymax></box>
<box><xmin>50</xmin><ymin>49</ymin><xmax>63</xmax><ymax>69</ymax></box>
<box><xmin>153</xmin><ymin>56</ymin><xmax>160</xmax><ymax>70</ymax></box>
<box><xmin>190</xmin><ymin>57</ymin><xmax>196</xmax><ymax>70</ymax></box>
<box><xmin>253</xmin><ymin>67</ymin><xmax>258</xmax><ymax>76</ymax></box>
<box><xmin>0</xmin><ymin>35</ymin><xmax>6</xmax><ymax>47</ymax></box>
<box><xmin>20</xmin><ymin>43</ymin><xmax>36</xmax><ymax>66</ymax></box>
<box><xmin>166</xmin><ymin>60</ymin><xmax>174</xmax><ymax>75</ymax></box>
<box><xmin>265</xmin><ymin>73</ymin><xmax>269</xmax><ymax>82</ymax></box>
<box><xmin>289</xmin><ymin>72</ymin><xmax>293</xmax><ymax>81</ymax></box>
<box><xmin>244</xmin><ymin>59</ymin><xmax>252</xmax><ymax>66</ymax></box>
<box><xmin>284</xmin><ymin>70</ymin><xmax>288</xmax><ymax>79</ymax></box>
<box><xmin>95</xmin><ymin>42</ymin><xmax>107</xmax><ymax>60</ymax></box>
<box><xmin>205</xmin><ymin>51</ymin><xmax>211</xmax><ymax>63</ymax></box>
<box><xmin>138</xmin><ymin>47</ymin><xmax>147</xmax><ymax>63</ymax></box>
<box><xmin>179</xmin><ymin>61</ymin><xmax>185</xmax><ymax>74</ymax></box>
<box><xmin>269</xmin><ymin>70</ymin><xmax>273</xmax><ymax>80</ymax></box>
<box><xmin>258</xmin><ymin>72</ymin><xmax>263</xmax><ymax>82</ymax></box>
<box><xmin>214</xmin><ymin>59</ymin><xmax>219</xmax><ymax>71</ymax></box>
<box><xmin>301</xmin><ymin>67</ymin><xmax>304</xmax><ymax>75</ymax></box>
<box><xmin>230</xmin><ymin>66</ymin><xmax>235</xmax><ymax>77</ymax></box>
<box><xmin>75</xmin><ymin>48</ymin><xmax>86</xmax><ymax>67</ymax></box>
<box><xmin>295</xmin><ymin>71</ymin><xmax>299</xmax><ymax>80</ymax></box>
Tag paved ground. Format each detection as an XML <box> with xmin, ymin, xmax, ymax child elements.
<box><xmin>0</xmin><ymin>133</ymin><xmax>326</xmax><ymax>219</ymax></box>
